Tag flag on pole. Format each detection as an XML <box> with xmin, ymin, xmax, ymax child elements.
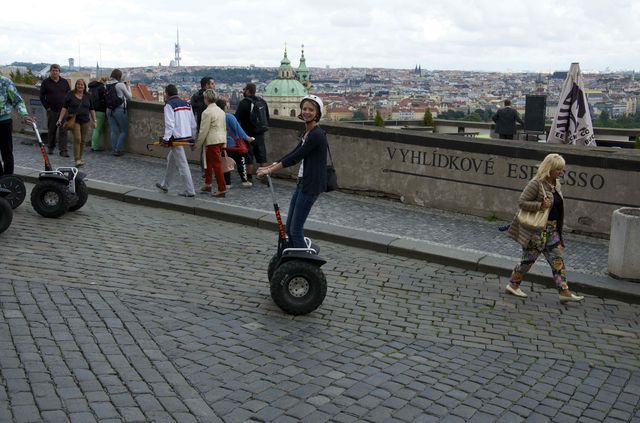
<box><xmin>547</xmin><ymin>63</ymin><xmax>596</xmax><ymax>146</ymax></box>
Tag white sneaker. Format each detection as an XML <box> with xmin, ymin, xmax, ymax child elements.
<box><xmin>226</xmin><ymin>184</ymin><xmax>232</xmax><ymax>189</ymax></box>
<box><xmin>559</xmin><ymin>292</ymin><xmax>584</xmax><ymax>303</ymax></box>
<box><xmin>242</xmin><ymin>181</ymin><xmax>253</xmax><ymax>188</ymax></box>
<box><xmin>505</xmin><ymin>284</ymin><xmax>528</xmax><ymax>298</ymax></box>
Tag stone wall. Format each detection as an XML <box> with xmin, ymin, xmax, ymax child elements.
<box><xmin>267</xmin><ymin>118</ymin><xmax>640</xmax><ymax>236</ymax></box>
<box><xmin>16</xmin><ymin>84</ymin><xmax>640</xmax><ymax>235</ymax></box>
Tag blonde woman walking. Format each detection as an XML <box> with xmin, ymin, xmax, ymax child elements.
<box><xmin>505</xmin><ymin>153</ymin><xmax>584</xmax><ymax>303</ymax></box>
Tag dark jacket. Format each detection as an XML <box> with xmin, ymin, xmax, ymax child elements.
<box><xmin>39</xmin><ymin>77</ymin><xmax>70</xmax><ymax>112</ymax></box>
<box><xmin>190</xmin><ymin>88</ymin><xmax>206</xmax><ymax>129</ymax></box>
<box><xmin>492</xmin><ymin>106</ymin><xmax>524</xmax><ymax>136</ymax></box>
<box><xmin>88</xmin><ymin>81</ymin><xmax>106</xmax><ymax>112</ymax></box>
<box><xmin>234</xmin><ymin>95</ymin><xmax>270</xmax><ymax>137</ymax></box>
<box><xmin>280</xmin><ymin>126</ymin><xmax>328</xmax><ymax>195</ymax></box>
<box><xmin>63</xmin><ymin>92</ymin><xmax>94</xmax><ymax>124</ymax></box>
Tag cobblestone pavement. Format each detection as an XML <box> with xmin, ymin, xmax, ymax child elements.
<box><xmin>12</xmin><ymin>133</ymin><xmax>609</xmax><ymax>277</ymax></box>
<box><xmin>1</xmin><ymin>187</ymin><xmax>639</xmax><ymax>422</ymax></box>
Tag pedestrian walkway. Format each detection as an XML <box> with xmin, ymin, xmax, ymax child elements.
<box><xmin>3</xmin><ymin>137</ymin><xmax>640</xmax><ymax>422</ymax></box>
<box><xmin>12</xmin><ymin>132</ymin><xmax>633</xmax><ymax>302</ymax></box>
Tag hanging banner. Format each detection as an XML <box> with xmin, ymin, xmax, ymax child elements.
<box><xmin>547</xmin><ymin>63</ymin><xmax>596</xmax><ymax>146</ymax></box>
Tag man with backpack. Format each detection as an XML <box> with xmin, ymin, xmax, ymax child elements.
<box><xmin>105</xmin><ymin>69</ymin><xmax>132</xmax><ymax>156</ymax></box>
<box><xmin>235</xmin><ymin>83</ymin><xmax>270</xmax><ymax>182</ymax></box>
<box><xmin>88</xmin><ymin>76</ymin><xmax>108</xmax><ymax>151</ymax></box>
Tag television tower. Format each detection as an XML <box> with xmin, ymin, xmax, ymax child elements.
<box><xmin>174</xmin><ymin>27</ymin><xmax>181</xmax><ymax>67</ymax></box>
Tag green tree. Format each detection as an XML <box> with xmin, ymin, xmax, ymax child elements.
<box><xmin>422</xmin><ymin>109</ymin><xmax>434</xmax><ymax>126</ymax></box>
<box><xmin>9</xmin><ymin>68</ymin><xmax>37</xmax><ymax>85</ymax></box>
<box><xmin>374</xmin><ymin>111</ymin><xmax>385</xmax><ymax>127</ymax></box>
<box><xmin>597</xmin><ymin>110</ymin><xmax>611</xmax><ymax>126</ymax></box>
<box><xmin>463</xmin><ymin>112</ymin><xmax>483</xmax><ymax>122</ymax></box>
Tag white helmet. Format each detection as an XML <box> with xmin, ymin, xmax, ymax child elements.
<box><xmin>300</xmin><ymin>94</ymin><xmax>324</xmax><ymax>122</ymax></box>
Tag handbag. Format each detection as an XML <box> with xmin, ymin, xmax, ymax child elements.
<box><xmin>63</xmin><ymin>114</ymin><xmax>76</xmax><ymax>131</ymax></box>
<box><xmin>221</xmin><ymin>151</ymin><xmax>236</xmax><ymax>173</ymax></box>
<box><xmin>516</xmin><ymin>184</ymin><xmax>549</xmax><ymax>229</ymax></box>
<box><xmin>326</xmin><ymin>143</ymin><xmax>338</xmax><ymax>192</ymax></box>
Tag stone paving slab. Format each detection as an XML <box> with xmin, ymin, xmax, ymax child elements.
<box><xmin>1</xmin><ymin>190</ymin><xmax>639</xmax><ymax>422</ymax></box>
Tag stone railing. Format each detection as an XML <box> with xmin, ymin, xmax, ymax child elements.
<box><xmin>15</xmin><ymin>85</ymin><xmax>640</xmax><ymax>235</ymax></box>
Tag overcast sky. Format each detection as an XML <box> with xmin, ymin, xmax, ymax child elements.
<box><xmin>2</xmin><ymin>0</ymin><xmax>638</xmax><ymax>72</ymax></box>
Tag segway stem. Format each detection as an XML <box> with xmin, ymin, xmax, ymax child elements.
<box><xmin>266</xmin><ymin>174</ymin><xmax>288</xmax><ymax>246</ymax></box>
<box><xmin>31</xmin><ymin>122</ymin><xmax>52</xmax><ymax>171</ymax></box>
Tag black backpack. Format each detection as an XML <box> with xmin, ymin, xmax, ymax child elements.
<box><xmin>250</xmin><ymin>97</ymin><xmax>269</xmax><ymax>134</ymax></box>
<box><xmin>89</xmin><ymin>84</ymin><xmax>106</xmax><ymax>110</ymax></box>
<box><xmin>104</xmin><ymin>82</ymin><xmax>124</xmax><ymax>110</ymax></box>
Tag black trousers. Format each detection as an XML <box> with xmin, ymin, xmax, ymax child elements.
<box><xmin>46</xmin><ymin>109</ymin><xmax>68</xmax><ymax>152</ymax></box>
<box><xmin>0</xmin><ymin>119</ymin><xmax>14</xmax><ymax>175</ymax></box>
<box><xmin>223</xmin><ymin>150</ymin><xmax>249</xmax><ymax>184</ymax></box>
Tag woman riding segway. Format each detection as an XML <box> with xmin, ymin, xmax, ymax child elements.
<box><xmin>257</xmin><ymin>94</ymin><xmax>328</xmax><ymax>247</ymax></box>
<box><xmin>258</xmin><ymin>95</ymin><xmax>329</xmax><ymax>315</ymax></box>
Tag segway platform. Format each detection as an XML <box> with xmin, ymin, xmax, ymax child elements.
<box><xmin>266</xmin><ymin>175</ymin><xmax>327</xmax><ymax>315</ymax></box>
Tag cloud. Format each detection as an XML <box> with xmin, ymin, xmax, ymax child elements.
<box><xmin>1</xmin><ymin>0</ymin><xmax>638</xmax><ymax>71</ymax></box>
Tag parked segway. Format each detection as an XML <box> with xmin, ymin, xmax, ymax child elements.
<box><xmin>0</xmin><ymin>187</ymin><xmax>13</xmax><ymax>234</ymax></box>
<box><xmin>266</xmin><ymin>174</ymin><xmax>327</xmax><ymax>315</ymax></box>
<box><xmin>29</xmin><ymin>122</ymin><xmax>88</xmax><ymax>218</ymax></box>
<box><xmin>0</xmin><ymin>174</ymin><xmax>26</xmax><ymax>209</ymax></box>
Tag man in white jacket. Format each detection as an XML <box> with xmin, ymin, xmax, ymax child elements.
<box><xmin>156</xmin><ymin>84</ymin><xmax>197</xmax><ymax>197</ymax></box>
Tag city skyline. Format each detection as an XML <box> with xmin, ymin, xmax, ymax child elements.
<box><xmin>2</xmin><ymin>0</ymin><xmax>639</xmax><ymax>72</ymax></box>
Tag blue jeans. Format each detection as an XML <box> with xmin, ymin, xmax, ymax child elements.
<box><xmin>108</xmin><ymin>107</ymin><xmax>128</xmax><ymax>153</ymax></box>
<box><xmin>286</xmin><ymin>182</ymin><xmax>319</xmax><ymax>248</ymax></box>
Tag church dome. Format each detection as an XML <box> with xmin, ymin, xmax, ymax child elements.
<box><xmin>264</xmin><ymin>46</ymin><xmax>308</xmax><ymax>97</ymax></box>
<box><xmin>264</xmin><ymin>78</ymin><xmax>307</xmax><ymax>97</ymax></box>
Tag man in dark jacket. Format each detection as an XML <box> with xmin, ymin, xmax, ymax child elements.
<box><xmin>39</xmin><ymin>64</ymin><xmax>70</xmax><ymax>156</ymax></box>
<box><xmin>492</xmin><ymin>99</ymin><xmax>524</xmax><ymax>140</ymax></box>
<box><xmin>190</xmin><ymin>76</ymin><xmax>214</xmax><ymax>178</ymax></box>
<box><xmin>235</xmin><ymin>83</ymin><xmax>270</xmax><ymax>181</ymax></box>
<box><xmin>190</xmin><ymin>76</ymin><xmax>214</xmax><ymax>130</ymax></box>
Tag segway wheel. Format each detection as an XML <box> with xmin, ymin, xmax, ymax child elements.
<box><xmin>0</xmin><ymin>175</ymin><xmax>26</xmax><ymax>209</ymax></box>
<box><xmin>30</xmin><ymin>180</ymin><xmax>71</xmax><ymax>218</ymax></box>
<box><xmin>68</xmin><ymin>179</ymin><xmax>88</xmax><ymax>212</ymax></box>
<box><xmin>270</xmin><ymin>260</ymin><xmax>327</xmax><ymax>316</ymax></box>
<box><xmin>0</xmin><ymin>197</ymin><xmax>13</xmax><ymax>234</ymax></box>
<box><xmin>267</xmin><ymin>253</ymin><xmax>279</xmax><ymax>281</ymax></box>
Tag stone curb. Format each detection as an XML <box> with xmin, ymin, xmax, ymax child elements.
<box><xmin>15</xmin><ymin>167</ymin><xmax>640</xmax><ymax>304</ymax></box>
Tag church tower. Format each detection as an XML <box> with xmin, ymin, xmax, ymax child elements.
<box><xmin>296</xmin><ymin>44</ymin><xmax>311</xmax><ymax>90</ymax></box>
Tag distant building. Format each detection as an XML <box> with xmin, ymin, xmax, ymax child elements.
<box><xmin>263</xmin><ymin>46</ymin><xmax>309</xmax><ymax>118</ymax></box>
<box><xmin>130</xmin><ymin>82</ymin><xmax>156</xmax><ymax>102</ymax></box>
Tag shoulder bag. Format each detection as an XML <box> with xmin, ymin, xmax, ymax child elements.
<box><xmin>516</xmin><ymin>183</ymin><xmax>549</xmax><ymax>230</ymax></box>
<box><xmin>326</xmin><ymin>142</ymin><xmax>338</xmax><ymax>192</ymax></box>
<box><xmin>63</xmin><ymin>114</ymin><xmax>76</xmax><ymax>131</ymax></box>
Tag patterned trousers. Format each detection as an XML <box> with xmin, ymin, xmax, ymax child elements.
<box><xmin>509</xmin><ymin>224</ymin><xmax>569</xmax><ymax>292</ymax></box>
